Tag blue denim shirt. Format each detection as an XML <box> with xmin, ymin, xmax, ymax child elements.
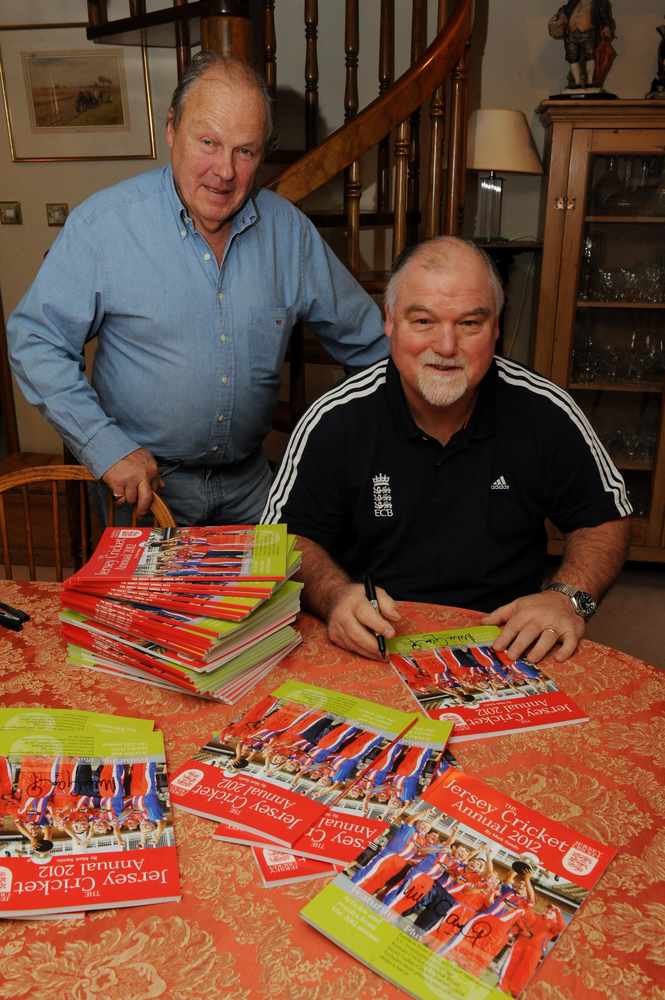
<box><xmin>8</xmin><ymin>166</ymin><xmax>387</xmax><ymax>478</ymax></box>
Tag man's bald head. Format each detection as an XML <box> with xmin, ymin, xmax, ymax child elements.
<box><xmin>385</xmin><ymin>237</ymin><xmax>504</xmax><ymax>317</ymax></box>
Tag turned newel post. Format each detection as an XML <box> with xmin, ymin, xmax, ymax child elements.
<box><xmin>86</xmin><ymin>1</ymin><xmax>108</xmax><ymax>25</ymax></box>
<box><xmin>200</xmin><ymin>0</ymin><xmax>252</xmax><ymax>62</ymax></box>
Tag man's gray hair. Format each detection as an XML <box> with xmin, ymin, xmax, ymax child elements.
<box><xmin>168</xmin><ymin>51</ymin><xmax>273</xmax><ymax>145</ymax></box>
<box><xmin>385</xmin><ymin>237</ymin><xmax>505</xmax><ymax>316</ymax></box>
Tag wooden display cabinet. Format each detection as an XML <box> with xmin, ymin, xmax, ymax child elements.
<box><xmin>535</xmin><ymin>100</ymin><xmax>665</xmax><ymax>561</ymax></box>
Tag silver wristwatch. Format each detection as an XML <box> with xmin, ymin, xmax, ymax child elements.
<box><xmin>542</xmin><ymin>582</ymin><xmax>597</xmax><ymax>621</ymax></box>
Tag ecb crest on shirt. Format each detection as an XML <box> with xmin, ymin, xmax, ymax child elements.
<box><xmin>372</xmin><ymin>474</ymin><xmax>393</xmax><ymax>518</ymax></box>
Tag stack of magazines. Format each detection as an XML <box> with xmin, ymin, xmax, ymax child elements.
<box><xmin>61</xmin><ymin>524</ymin><xmax>303</xmax><ymax>702</ymax></box>
<box><xmin>0</xmin><ymin>707</ymin><xmax>180</xmax><ymax>919</ymax></box>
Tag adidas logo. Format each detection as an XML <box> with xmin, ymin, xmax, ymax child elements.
<box><xmin>490</xmin><ymin>475</ymin><xmax>510</xmax><ymax>491</ymax></box>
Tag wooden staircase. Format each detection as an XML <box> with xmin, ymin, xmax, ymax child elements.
<box><xmin>85</xmin><ymin>0</ymin><xmax>475</xmax><ymax>429</ymax></box>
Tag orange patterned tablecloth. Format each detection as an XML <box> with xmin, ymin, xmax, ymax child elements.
<box><xmin>0</xmin><ymin>580</ymin><xmax>663</xmax><ymax>1000</ymax></box>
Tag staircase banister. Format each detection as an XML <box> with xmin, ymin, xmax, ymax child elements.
<box><xmin>268</xmin><ymin>0</ymin><xmax>473</xmax><ymax>204</ymax></box>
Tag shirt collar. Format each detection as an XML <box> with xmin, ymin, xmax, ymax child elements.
<box><xmin>163</xmin><ymin>166</ymin><xmax>259</xmax><ymax>240</ymax></box>
<box><xmin>386</xmin><ymin>355</ymin><xmax>498</xmax><ymax>446</ymax></box>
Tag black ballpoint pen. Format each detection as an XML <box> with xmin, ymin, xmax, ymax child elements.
<box><xmin>364</xmin><ymin>574</ymin><xmax>387</xmax><ymax>659</ymax></box>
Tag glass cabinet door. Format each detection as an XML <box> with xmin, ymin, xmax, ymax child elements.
<box><xmin>552</xmin><ymin>136</ymin><xmax>665</xmax><ymax>550</ymax></box>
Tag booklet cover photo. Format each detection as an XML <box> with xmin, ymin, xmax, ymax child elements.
<box><xmin>301</xmin><ymin>767</ymin><xmax>615</xmax><ymax>1000</ymax></box>
<box><xmin>388</xmin><ymin>627</ymin><xmax>588</xmax><ymax>741</ymax></box>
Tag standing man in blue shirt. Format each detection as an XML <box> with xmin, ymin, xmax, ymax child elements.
<box><xmin>7</xmin><ymin>52</ymin><xmax>386</xmax><ymax>523</ymax></box>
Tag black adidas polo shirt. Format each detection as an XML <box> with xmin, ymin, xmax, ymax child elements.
<box><xmin>263</xmin><ymin>357</ymin><xmax>631</xmax><ymax>612</ymax></box>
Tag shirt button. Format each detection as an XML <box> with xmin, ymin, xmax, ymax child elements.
<box><xmin>203</xmin><ymin>252</ymin><xmax>211</xmax><ymax>261</ymax></box>
<box><xmin>218</xmin><ymin>292</ymin><xmax>224</xmax><ymax>301</ymax></box>
<box><xmin>180</xmin><ymin>229</ymin><xmax>186</xmax><ymax>238</ymax></box>
<box><xmin>220</xmin><ymin>335</ymin><xmax>227</xmax><ymax>344</ymax></box>
<box><xmin>222</xmin><ymin>375</ymin><xmax>229</xmax><ymax>385</ymax></box>
<box><xmin>217</xmin><ymin>414</ymin><xmax>225</xmax><ymax>423</ymax></box>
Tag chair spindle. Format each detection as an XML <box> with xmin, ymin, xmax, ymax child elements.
<box><xmin>22</xmin><ymin>487</ymin><xmax>36</xmax><ymax>582</ymax></box>
<box><xmin>0</xmin><ymin>496</ymin><xmax>11</xmax><ymax>580</ymax></box>
<box><xmin>51</xmin><ymin>482</ymin><xmax>63</xmax><ymax>583</ymax></box>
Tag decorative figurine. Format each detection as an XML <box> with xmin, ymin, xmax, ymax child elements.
<box><xmin>549</xmin><ymin>0</ymin><xmax>617</xmax><ymax>98</ymax></box>
<box><xmin>646</xmin><ymin>15</ymin><xmax>665</xmax><ymax>98</ymax></box>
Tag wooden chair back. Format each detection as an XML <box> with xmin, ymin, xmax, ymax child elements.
<box><xmin>0</xmin><ymin>465</ymin><xmax>175</xmax><ymax>582</ymax></box>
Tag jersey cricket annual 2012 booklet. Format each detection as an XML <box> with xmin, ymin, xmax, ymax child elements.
<box><xmin>170</xmin><ymin>680</ymin><xmax>454</xmax><ymax>866</ymax></box>
<box><xmin>253</xmin><ymin>845</ymin><xmax>341</xmax><ymax>888</ymax></box>
<box><xmin>214</xmin><ymin>820</ymin><xmax>340</xmax><ymax>885</ymax></box>
<box><xmin>0</xmin><ymin>718</ymin><xmax>180</xmax><ymax>918</ymax></box>
<box><xmin>65</xmin><ymin>524</ymin><xmax>290</xmax><ymax>589</ymax></box>
<box><xmin>388</xmin><ymin>627</ymin><xmax>588</xmax><ymax>742</ymax></box>
<box><xmin>301</xmin><ymin>767</ymin><xmax>615</xmax><ymax>1000</ymax></box>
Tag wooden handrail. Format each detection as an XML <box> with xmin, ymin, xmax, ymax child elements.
<box><xmin>269</xmin><ymin>0</ymin><xmax>473</xmax><ymax>204</ymax></box>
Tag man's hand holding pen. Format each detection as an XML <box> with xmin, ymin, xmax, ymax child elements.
<box><xmin>325</xmin><ymin>580</ymin><xmax>400</xmax><ymax>661</ymax></box>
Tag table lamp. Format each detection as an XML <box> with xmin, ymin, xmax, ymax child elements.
<box><xmin>467</xmin><ymin>108</ymin><xmax>543</xmax><ymax>241</ymax></box>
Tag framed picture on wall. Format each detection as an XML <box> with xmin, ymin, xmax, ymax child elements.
<box><xmin>0</xmin><ymin>22</ymin><xmax>156</xmax><ymax>162</ymax></box>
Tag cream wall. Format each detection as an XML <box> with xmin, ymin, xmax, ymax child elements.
<box><xmin>1</xmin><ymin>0</ymin><xmax>662</xmax><ymax>452</ymax></box>
<box><xmin>0</xmin><ymin>0</ymin><xmax>177</xmax><ymax>453</ymax></box>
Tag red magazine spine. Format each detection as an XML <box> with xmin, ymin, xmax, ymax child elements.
<box><xmin>61</xmin><ymin>607</ymin><xmax>212</xmax><ymax>671</ymax></box>
<box><xmin>63</xmin><ymin>623</ymin><xmax>197</xmax><ymax>691</ymax></box>
<box><xmin>62</xmin><ymin>591</ymin><xmax>214</xmax><ymax>657</ymax></box>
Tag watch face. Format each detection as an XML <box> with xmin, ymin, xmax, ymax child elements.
<box><xmin>574</xmin><ymin>591</ymin><xmax>597</xmax><ymax>619</ymax></box>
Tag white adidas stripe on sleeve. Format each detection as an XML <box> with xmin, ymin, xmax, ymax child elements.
<box><xmin>261</xmin><ymin>359</ymin><xmax>389</xmax><ymax>524</ymax></box>
<box><xmin>495</xmin><ymin>357</ymin><xmax>632</xmax><ymax>517</ymax></box>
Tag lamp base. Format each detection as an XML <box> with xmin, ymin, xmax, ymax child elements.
<box><xmin>476</xmin><ymin>171</ymin><xmax>503</xmax><ymax>242</ymax></box>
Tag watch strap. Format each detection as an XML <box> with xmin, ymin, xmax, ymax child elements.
<box><xmin>542</xmin><ymin>582</ymin><xmax>597</xmax><ymax>620</ymax></box>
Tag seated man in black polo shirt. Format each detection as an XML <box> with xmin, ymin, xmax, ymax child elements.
<box><xmin>262</xmin><ymin>237</ymin><xmax>631</xmax><ymax>661</ymax></box>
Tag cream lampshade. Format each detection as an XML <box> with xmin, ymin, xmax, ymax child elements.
<box><xmin>467</xmin><ymin>109</ymin><xmax>543</xmax><ymax>241</ymax></box>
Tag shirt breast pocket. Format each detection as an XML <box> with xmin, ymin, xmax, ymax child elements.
<box><xmin>489</xmin><ymin>485</ymin><xmax>540</xmax><ymax>547</ymax></box>
<box><xmin>249</xmin><ymin>307</ymin><xmax>291</xmax><ymax>386</ymax></box>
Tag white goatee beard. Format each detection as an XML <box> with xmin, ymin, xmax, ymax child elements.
<box><xmin>416</xmin><ymin>351</ymin><xmax>469</xmax><ymax>407</ymax></box>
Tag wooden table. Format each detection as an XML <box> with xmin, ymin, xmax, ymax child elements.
<box><xmin>0</xmin><ymin>580</ymin><xmax>663</xmax><ymax>999</ymax></box>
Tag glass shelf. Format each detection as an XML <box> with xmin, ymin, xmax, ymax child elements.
<box><xmin>569</xmin><ymin>381</ymin><xmax>663</xmax><ymax>393</ymax></box>
<box><xmin>585</xmin><ymin>215</ymin><xmax>665</xmax><ymax>224</ymax></box>
<box><xmin>613</xmin><ymin>458</ymin><xmax>655</xmax><ymax>472</ymax></box>
<box><xmin>577</xmin><ymin>302</ymin><xmax>665</xmax><ymax>310</ymax></box>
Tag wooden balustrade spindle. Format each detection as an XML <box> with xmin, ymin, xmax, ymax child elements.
<box><xmin>444</xmin><ymin>45</ymin><xmax>469</xmax><ymax>235</ymax></box>
<box><xmin>408</xmin><ymin>0</ymin><xmax>427</xmax><ymax>245</ymax></box>
<box><xmin>304</xmin><ymin>0</ymin><xmax>319</xmax><ymax>150</ymax></box>
<box><xmin>425</xmin><ymin>0</ymin><xmax>451</xmax><ymax>238</ymax></box>
<box><xmin>392</xmin><ymin>118</ymin><xmax>411</xmax><ymax>260</ymax></box>
<box><xmin>376</xmin><ymin>0</ymin><xmax>394</xmax><ymax>212</ymax></box>
<box><xmin>264</xmin><ymin>1</ymin><xmax>277</xmax><ymax>98</ymax></box>
<box><xmin>201</xmin><ymin>5</ymin><xmax>251</xmax><ymax>62</ymax></box>
<box><xmin>344</xmin><ymin>0</ymin><xmax>361</xmax><ymax>274</ymax></box>
<box><xmin>343</xmin><ymin>0</ymin><xmax>359</xmax><ymax>122</ymax></box>
<box><xmin>86</xmin><ymin>0</ymin><xmax>108</xmax><ymax>25</ymax></box>
<box><xmin>174</xmin><ymin>0</ymin><xmax>192</xmax><ymax>82</ymax></box>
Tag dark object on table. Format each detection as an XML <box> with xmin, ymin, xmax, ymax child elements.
<box><xmin>549</xmin><ymin>0</ymin><xmax>618</xmax><ymax>99</ymax></box>
<box><xmin>0</xmin><ymin>601</ymin><xmax>30</xmax><ymax>632</ymax></box>
<box><xmin>646</xmin><ymin>17</ymin><xmax>665</xmax><ymax>98</ymax></box>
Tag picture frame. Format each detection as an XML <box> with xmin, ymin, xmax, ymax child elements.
<box><xmin>0</xmin><ymin>22</ymin><xmax>156</xmax><ymax>162</ymax></box>
<box><xmin>46</xmin><ymin>202</ymin><xmax>69</xmax><ymax>226</ymax></box>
